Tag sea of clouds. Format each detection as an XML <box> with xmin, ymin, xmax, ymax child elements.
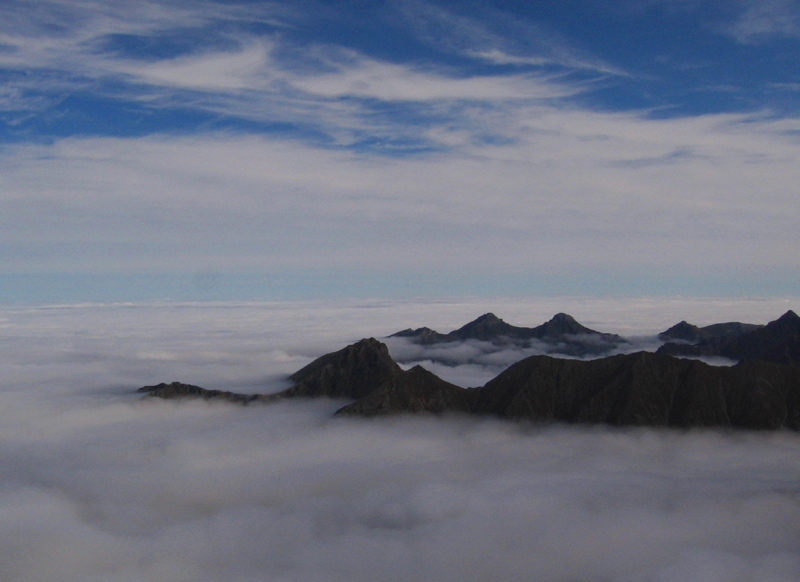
<box><xmin>1</xmin><ymin>297</ymin><xmax>799</xmax><ymax>582</ymax></box>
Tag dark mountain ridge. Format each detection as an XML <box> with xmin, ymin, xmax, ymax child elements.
<box><xmin>140</xmin><ymin>311</ymin><xmax>800</xmax><ymax>431</ymax></box>
<box><xmin>391</xmin><ymin>312</ymin><xmax>626</xmax><ymax>357</ymax></box>
<box><xmin>657</xmin><ymin>310</ymin><xmax>800</xmax><ymax>365</ymax></box>
<box><xmin>658</xmin><ymin>320</ymin><xmax>763</xmax><ymax>343</ymax></box>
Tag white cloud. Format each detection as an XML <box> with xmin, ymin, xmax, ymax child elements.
<box><xmin>1</xmin><ymin>300</ymin><xmax>799</xmax><ymax>581</ymax></box>
<box><xmin>394</xmin><ymin>0</ymin><xmax>627</xmax><ymax>76</ymax></box>
<box><xmin>110</xmin><ymin>40</ymin><xmax>276</xmax><ymax>91</ymax></box>
<box><xmin>0</xmin><ymin>0</ymin><xmax>798</xmax><ymax>294</ymax></box>
<box><xmin>726</xmin><ymin>0</ymin><xmax>800</xmax><ymax>43</ymax></box>
<box><xmin>289</xmin><ymin>54</ymin><xmax>574</xmax><ymax>102</ymax></box>
<box><xmin>2</xmin><ymin>104</ymin><xmax>798</xmax><ymax>276</ymax></box>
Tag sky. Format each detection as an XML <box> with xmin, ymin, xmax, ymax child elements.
<box><xmin>1</xmin><ymin>0</ymin><xmax>800</xmax><ymax>302</ymax></box>
<box><xmin>2</xmin><ymin>298</ymin><xmax>800</xmax><ymax>582</ymax></box>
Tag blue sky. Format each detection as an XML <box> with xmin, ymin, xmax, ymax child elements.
<box><xmin>1</xmin><ymin>0</ymin><xmax>799</xmax><ymax>303</ymax></box>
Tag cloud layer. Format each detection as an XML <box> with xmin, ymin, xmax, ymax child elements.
<box><xmin>2</xmin><ymin>299</ymin><xmax>799</xmax><ymax>581</ymax></box>
<box><xmin>0</xmin><ymin>0</ymin><xmax>799</xmax><ymax>299</ymax></box>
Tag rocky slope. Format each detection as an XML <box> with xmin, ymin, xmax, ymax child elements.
<box><xmin>472</xmin><ymin>351</ymin><xmax>800</xmax><ymax>430</ymax></box>
<box><xmin>335</xmin><ymin>365</ymin><xmax>474</xmax><ymax>417</ymax></box>
<box><xmin>276</xmin><ymin>337</ymin><xmax>401</xmax><ymax>400</ymax></box>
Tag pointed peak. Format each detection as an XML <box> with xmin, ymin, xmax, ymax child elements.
<box><xmin>538</xmin><ymin>313</ymin><xmax>592</xmax><ymax>336</ymax></box>
<box><xmin>778</xmin><ymin>310</ymin><xmax>799</xmax><ymax>322</ymax></box>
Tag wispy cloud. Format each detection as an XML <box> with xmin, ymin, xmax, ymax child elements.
<box><xmin>0</xmin><ymin>0</ymin><xmax>799</xmax><ymax>297</ymax></box>
<box><xmin>393</xmin><ymin>0</ymin><xmax>628</xmax><ymax>75</ymax></box>
<box><xmin>1</xmin><ymin>107</ymin><xmax>798</xmax><ymax>278</ymax></box>
<box><xmin>0</xmin><ymin>0</ymin><xmax>605</xmax><ymax>153</ymax></box>
<box><xmin>725</xmin><ymin>0</ymin><xmax>800</xmax><ymax>43</ymax></box>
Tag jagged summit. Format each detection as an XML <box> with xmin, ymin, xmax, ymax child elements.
<box><xmin>282</xmin><ymin>337</ymin><xmax>402</xmax><ymax>399</ymax></box>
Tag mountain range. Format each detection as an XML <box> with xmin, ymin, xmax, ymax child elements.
<box><xmin>657</xmin><ymin>310</ymin><xmax>800</xmax><ymax>365</ymax></box>
<box><xmin>139</xmin><ymin>311</ymin><xmax>800</xmax><ymax>430</ymax></box>
<box><xmin>390</xmin><ymin>312</ymin><xmax>626</xmax><ymax>357</ymax></box>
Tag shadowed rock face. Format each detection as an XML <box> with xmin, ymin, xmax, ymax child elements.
<box><xmin>330</xmin><ymin>350</ymin><xmax>800</xmax><ymax>430</ymax></box>
<box><xmin>472</xmin><ymin>351</ymin><xmax>800</xmax><ymax>430</ymax></box>
<box><xmin>334</xmin><ymin>366</ymin><xmax>474</xmax><ymax>417</ymax></box>
<box><xmin>658</xmin><ymin>310</ymin><xmax>800</xmax><ymax>365</ymax></box>
<box><xmin>277</xmin><ymin>337</ymin><xmax>402</xmax><ymax>400</ymax></box>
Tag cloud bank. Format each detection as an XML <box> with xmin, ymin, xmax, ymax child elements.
<box><xmin>1</xmin><ymin>299</ymin><xmax>799</xmax><ymax>581</ymax></box>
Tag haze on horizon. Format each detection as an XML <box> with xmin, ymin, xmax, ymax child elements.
<box><xmin>1</xmin><ymin>0</ymin><xmax>799</xmax><ymax>303</ymax></box>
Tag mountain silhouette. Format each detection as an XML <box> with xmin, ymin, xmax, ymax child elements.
<box><xmin>140</xmin><ymin>311</ymin><xmax>800</xmax><ymax>431</ymax></box>
<box><xmin>391</xmin><ymin>312</ymin><xmax>625</xmax><ymax>356</ymax></box>
<box><xmin>657</xmin><ymin>310</ymin><xmax>800</xmax><ymax>365</ymax></box>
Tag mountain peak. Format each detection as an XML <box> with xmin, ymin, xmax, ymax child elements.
<box><xmin>475</xmin><ymin>312</ymin><xmax>502</xmax><ymax>323</ymax></box>
<box><xmin>658</xmin><ymin>320</ymin><xmax>702</xmax><ymax>341</ymax></box>
<box><xmin>539</xmin><ymin>312</ymin><xmax>590</xmax><ymax>336</ymax></box>
<box><xmin>550</xmin><ymin>312</ymin><xmax>577</xmax><ymax>324</ymax></box>
<box><xmin>446</xmin><ymin>312</ymin><xmax>515</xmax><ymax>341</ymax></box>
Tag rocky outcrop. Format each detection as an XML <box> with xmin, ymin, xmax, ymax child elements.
<box><xmin>657</xmin><ymin>310</ymin><xmax>800</xmax><ymax>365</ymax></box>
<box><xmin>275</xmin><ymin>337</ymin><xmax>402</xmax><ymax>400</ymax></box>
<box><xmin>391</xmin><ymin>312</ymin><xmax>626</xmax><ymax>357</ymax></box>
<box><xmin>335</xmin><ymin>366</ymin><xmax>475</xmax><ymax>417</ymax></box>
<box><xmin>138</xmin><ymin>382</ymin><xmax>261</xmax><ymax>404</ymax></box>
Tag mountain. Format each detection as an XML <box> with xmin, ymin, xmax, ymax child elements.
<box><xmin>473</xmin><ymin>351</ymin><xmax>799</xmax><ymax>429</ymax></box>
<box><xmin>390</xmin><ymin>326</ymin><xmax>446</xmax><ymax>345</ymax></box>
<box><xmin>334</xmin><ymin>349</ymin><xmax>800</xmax><ymax>430</ymax></box>
<box><xmin>445</xmin><ymin>312</ymin><xmax>524</xmax><ymax>342</ymax></box>
<box><xmin>658</xmin><ymin>320</ymin><xmax>762</xmax><ymax>343</ymax></box>
<box><xmin>390</xmin><ymin>312</ymin><xmax>626</xmax><ymax>357</ymax></box>
<box><xmin>138</xmin><ymin>382</ymin><xmax>261</xmax><ymax>404</ymax></box>
<box><xmin>657</xmin><ymin>310</ymin><xmax>800</xmax><ymax>365</ymax></box>
<box><xmin>140</xmin><ymin>333</ymin><xmax>800</xmax><ymax>431</ymax></box>
<box><xmin>275</xmin><ymin>337</ymin><xmax>402</xmax><ymax>400</ymax></box>
<box><xmin>140</xmin><ymin>338</ymin><xmax>401</xmax><ymax>404</ymax></box>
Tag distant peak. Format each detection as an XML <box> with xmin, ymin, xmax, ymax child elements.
<box><xmin>549</xmin><ymin>313</ymin><xmax>577</xmax><ymax>323</ymax></box>
<box><xmin>475</xmin><ymin>312</ymin><xmax>502</xmax><ymax>322</ymax></box>
<box><xmin>779</xmin><ymin>310</ymin><xmax>799</xmax><ymax>321</ymax></box>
